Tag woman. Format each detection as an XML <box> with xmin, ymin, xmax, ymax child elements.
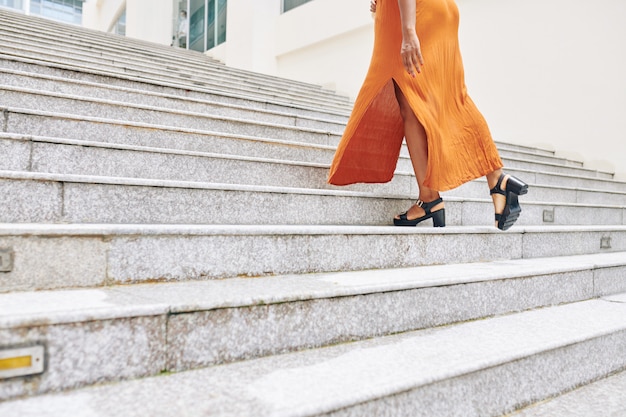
<box><xmin>328</xmin><ymin>0</ymin><xmax>527</xmax><ymax>230</ymax></box>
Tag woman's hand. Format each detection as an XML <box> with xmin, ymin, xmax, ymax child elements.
<box><xmin>370</xmin><ymin>0</ymin><xmax>377</xmax><ymax>13</ymax></box>
<box><xmin>400</xmin><ymin>29</ymin><xmax>424</xmax><ymax>77</ymax></box>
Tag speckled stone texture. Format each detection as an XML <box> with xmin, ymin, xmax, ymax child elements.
<box><xmin>1</xmin><ymin>253</ymin><xmax>621</xmax><ymax>401</ymax></box>
<box><xmin>0</xmin><ymin>178</ymin><xmax>62</xmax><ymax>223</ymax></box>
<box><xmin>165</xmin><ymin>269</ymin><xmax>594</xmax><ymax>371</ymax></box>
<box><xmin>0</xmin><ymin>135</ymin><xmax>31</xmax><ymax>171</ymax></box>
<box><xmin>105</xmin><ymin>229</ymin><xmax>521</xmax><ymax>284</ymax></box>
<box><xmin>0</xmin><ymin>74</ymin><xmax>345</xmax><ymax>131</ymax></box>
<box><xmin>1</xmin><ymin>298</ymin><xmax>625</xmax><ymax>417</ymax></box>
<box><xmin>522</xmin><ymin>227</ymin><xmax>626</xmax><ymax>258</ymax></box>
<box><xmin>2</xmin><ymin>91</ymin><xmax>336</xmax><ymax>144</ymax></box>
<box><xmin>0</xmin><ymin>315</ymin><xmax>167</xmax><ymax>401</ymax></box>
<box><xmin>323</xmin><ymin>332</ymin><xmax>626</xmax><ymax>417</ymax></box>
<box><xmin>26</xmin><ymin>140</ymin><xmax>414</xmax><ymax>195</ymax></box>
<box><xmin>4</xmin><ymin>224</ymin><xmax>626</xmax><ymax>291</ymax></box>
<box><xmin>60</xmin><ymin>182</ymin><xmax>410</xmax><ymax>225</ymax></box>
<box><xmin>509</xmin><ymin>370</ymin><xmax>626</xmax><ymax>416</ymax></box>
<box><xmin>0</xmin><ymin>235</ymin><xmax>107</xmax><ymax>292</ymax></box>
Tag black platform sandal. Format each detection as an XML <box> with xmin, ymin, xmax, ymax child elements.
<box><xmin>394</xmin><ymin>197</ymin><xmax>446</xmax><ymax>227</ymax></box>
<box><xmin>490</xmin><ymin>173</ymin><xmax>528</xmax><ymax>231</ymax></box>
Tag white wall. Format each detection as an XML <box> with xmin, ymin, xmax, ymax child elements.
<box><xmin>126</xmin><ymin>0</ymin><xmax>172</xmax><ymax>45</ymax></box>
<box><xmin>84</xmin><ymin>0</ymin><xmax>173</xmax><ymax>45</ymax></box>
<box><xmin>207</xmin><ymin>0</ymin><xmax>281</xmax><ymax>75</ymax></box>
<box><xmin>456</xmin><ymin>0</ymin><xmax>626</xmax><ymax>178</ymax></box>
<box><xmin>274</xmin><ymin>0</ymin><xmax>373</xmax><ymax>97</ymax></box>
<box><xmin>83</xmin><ymin>0</ymin><xmax>126</xmax><ymax>32</ymax></box>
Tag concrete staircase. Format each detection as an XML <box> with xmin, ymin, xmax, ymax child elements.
<box><xmin>1</xmin><ymin>7</ymin><xmax>625</xmax><ymax>416</ymax></box>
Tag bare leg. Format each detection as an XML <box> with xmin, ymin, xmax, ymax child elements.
<box><xmin>487</xmin><ymin>169</ymin><xmax>509</xmax><ymax>227</ymax></box>
<box><xmin>393</xmin><ymin>82</ymin><xmax>444</xmax><ymax>220</ymax></box>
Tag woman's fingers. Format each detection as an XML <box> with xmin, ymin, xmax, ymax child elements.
<box><xmin>401</xmin><ymin>34</ymin><xmax>424</xmax><ymax>77</ymax></box>
<box><xmin>370</xmin><ymin>0</ymin><xmax>376</xmax><ymax>13</ymax></box>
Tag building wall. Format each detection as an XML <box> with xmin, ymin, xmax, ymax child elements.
<box><xmin>456</xmin><ymin>0</ymin><xmax>626</xmax><ymax>178</ymax></box>
<box><xmin>83</xmin><ymin>0</ymin><xmax>126</xmax><ymax>32</ymax></box>
<box><xmin>82</xmin><ymin>0</ymin><xmax>626</xmax><ymax>179</ymax></box>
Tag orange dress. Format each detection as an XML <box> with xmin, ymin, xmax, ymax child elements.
<box><xmin>328</xmin><ymin>0</ymin><xmax>503</xmax><ymax>191</ymax></box>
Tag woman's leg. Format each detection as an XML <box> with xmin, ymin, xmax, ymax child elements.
<box><xmin>487</xmin><ymin>169</ymin><xmax>505</xmax><ymax>227</ymax></box>
<box><xmin>393</xmin><ymin>82</ymin><xmax>444</xmax><ymax>220</ymax></box>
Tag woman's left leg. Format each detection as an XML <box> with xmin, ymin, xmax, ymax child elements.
<box><xmin>392</xmin><ymin>82</ymin><xmax>445</xmax><ymax>225</ymax></box>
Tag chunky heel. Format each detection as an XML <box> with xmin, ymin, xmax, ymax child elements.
<box><xmin>490</xmin><ymin>173</ymin><xmax>528</xmax><ymax>231</ymax></box>
<box><xmin>506</xmin><ymin>175</ymin><xmax>528</xmax><ymax>196</ymax></box>
<box><xmin>394</xmin><ymin>197</ymin><xmax>446</xmax><ymax>227</ymax></box>
<box><xmin>431</xmin><ymin>208</ymin><xmax>446</xmax><ymax>227</ymax></box>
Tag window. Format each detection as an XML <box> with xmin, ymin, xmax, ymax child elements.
<box><xmin>282</xmin><ymin>0</ymin><xmax>313</xmax><ymax>13</ymax></box>
<box><xmin>111</xmin><ymin>9</ymin><xmax>125</xmax><ymax>36</ymax></box>
<box><xmin>30</xmin><ymin>0</ymin><xmax>83</xmax><ymax>25</ymax></box>
<box><xmin>177</xmin><ymin>0</ymin><xmax>226</xmax><ymax>52</ymax></box>
<box><xmin>0</xmin><ymin>0</ymin><xmax>23</xmax><ymax>11</ymax></box>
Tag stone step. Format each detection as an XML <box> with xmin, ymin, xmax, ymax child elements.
<box><xmin>0</xmin><ymin>81</ymin><xmax>346</xmax><ymax>134</ymax></box>
<box><xmin>1</xmin><ymin>292</ymin><xmax>625</xmax><ymax>415</ymax></box>
<box><xmin>0</xmin><ymin>67</ymin><xmax>350</xmax><ymax>127</ymax></box>
<box><xmin>0</xmin><ymin>56</ymin><xmax>349</xmax><ymax>124</ymax></box>
<box><xmin>2</xmin><ymin>107</ymin><xmax>615</xmax><ymax>182</ymax></box>
<box><xmin>0</xmin><ymin>222</ymin><xmax>625</xmax><ymax>292</ymax></box>
<box><xmin>0</xmin><ymin>8</ymin><xmax>224</xmax><ymax>64</ymax></box>
<box><xmin>2</xmin><ymin>131</ymin><xmax>626</xmax><ymax>200</ymax></box>
<box><xmin>508</xmin><ymin>369</ymin><xmax>626</xmax><ymax>417</ymax></box>
<box><xmin>0</xmin><ymin>40</ymin><xmax>352</xmax><ymax>114</ymax></box>
<box><xmin>0</xmin><ymin>9</ymin><xmax>344</xmax><ymax>101</ymax></box>
<box><xmin>0</xmin><ymin>56</ymin><xmax>351</xmax><ymax>123</ymax></box>
<box><xmin>2</xmin><ymin>168</ymin><xmax>625</xmax><ymax>226</ymax></box>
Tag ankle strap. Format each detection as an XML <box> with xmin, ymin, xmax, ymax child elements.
<box><xmin>490</xmin><ymin>174</ymin><xmax>507</xmax><ymax>196</ymax></box>
<box><xmin>416</xmin><ymin>197</ymin><xmax>443</xmax><ymax>214</ymax></box>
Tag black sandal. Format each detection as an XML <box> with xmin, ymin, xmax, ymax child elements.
<box><xmin>490</xmin><ymin>174</ymin><xmax>528</xmax><ymax>231</ymax></box>
<box><xmin>394</xmin><ymin>197</ymin><xmax>446</xmax><ymax>227</ymax></box>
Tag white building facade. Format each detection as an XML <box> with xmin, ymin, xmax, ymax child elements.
<box><xmin>5</xmin><ymin>0</ymin><xmax>624</xmax><ymax>178</ymax></box>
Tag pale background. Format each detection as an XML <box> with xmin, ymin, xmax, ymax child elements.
<box><xmin>83</xmin><ymin>0</ymin><xmax>626</xmax><ymax>180</ymax></box>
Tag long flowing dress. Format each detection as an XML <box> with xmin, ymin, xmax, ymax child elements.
<box><xmin>327</xmin><ymin>0</ymin><xmax>503</xmax><ymax>192</ymax></box>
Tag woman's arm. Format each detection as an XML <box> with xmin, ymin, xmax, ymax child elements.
<box><xmin>397</xmin><ymin>0</ymin><xmax>424</xmax><ymax>77</ymax></box>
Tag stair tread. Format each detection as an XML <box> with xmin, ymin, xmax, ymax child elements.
<box><xmin>1</xmin><ymin>295</ymin><xmax>625</xmax><ymax>416</ymax></box>
<box><xmin>1</xmin><ymin>252</ymin><xmax>625</xmax><ymax>328</ymax></box>
<box><xmin>509</xmin><ymin>369</ymin><xmax>626</xmax><ymax>417</ymax></box>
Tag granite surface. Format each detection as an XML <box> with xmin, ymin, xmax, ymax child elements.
<box><xmin>509</xmin><ymin>369</ymin><xmax>626</xmax><ymax>417</ymax></box>
<box><xmin>1</xmin><ymin>298</ymin><xmax>625</xmax><ymax>416</ymax></box>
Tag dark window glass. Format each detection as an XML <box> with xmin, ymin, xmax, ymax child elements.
<box><xmin>283</xmin><ymin>0</ymin><xmax>313</xmax><ymax>13</ymax></box>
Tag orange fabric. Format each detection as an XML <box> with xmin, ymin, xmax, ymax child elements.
<box><xmin>328</xmin><ymin>0</ymin><xmax>503</xmax><ymax>191</ymax></box>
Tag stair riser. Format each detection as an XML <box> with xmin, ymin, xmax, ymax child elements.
<box><xmin>3</xmin><ymin>173</ymin><xmax>626</xmax><ymax>229</ymax></box>
<box><xmin>2</xmin><ymin>228</ymin><xmax>625</xmax><ymax>292</ymax></box>
<box><xmin>498</xmin><ymin>148</ymin><xmax>583</xmax><ymax>168</ymax></box>
<box><xmin>321</xmin><ymin>332</ymin><xmax>626</xmax><ymax>417</ymax></box>
<box><xmin>4</xmin><ymin>174</ymin><xmax>626</xmax><ymax>227</ymax></box>
<box><xmin>450</xmin><ymin>179</ymin><xmax>626</xmax><ymax>206</ymax></box>
<box><xmin>0</xmin><ymin>56</ymin><xmax>352</xmax><ymax>122</ymax></box>
<box><xmin>4</xmin><ymin>110</ymin><xmax>335</xmax><ymax>149</ymax></box>
<box><xmin>0</xmin><ymin>179</ymin><xmax>416</xmax><ymax>225</ymax></box>
<box><xmin>0</xmin><ymin>315</ymin><xmax>167</xmax><ymax>402</ymax></box>
<box><xmin>2</xmin><ymin>267</ymin><xmax>624</xmax><ymax>401</ymax></box>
